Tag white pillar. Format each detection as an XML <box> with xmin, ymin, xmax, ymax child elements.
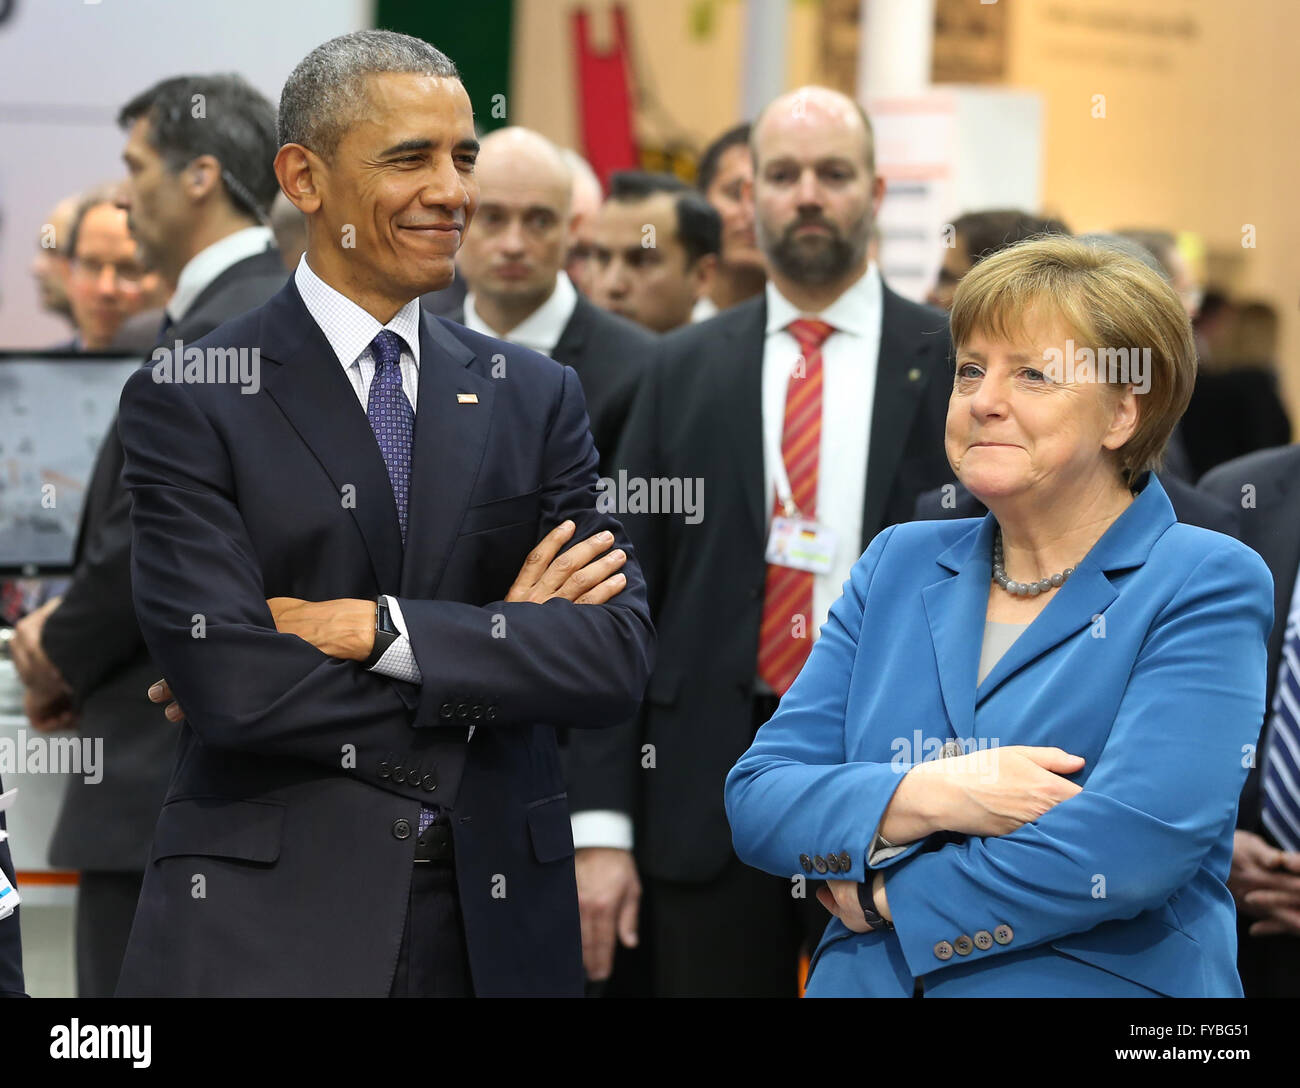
<box><xmin>741</xmin><ymin>0</ymin><xmax>788</xmax><ymax>121</ymax></box>
<box><xmin>857</xmin><ymin>0</ymin><xmax>935</xmax><ymax>101</ymax></box>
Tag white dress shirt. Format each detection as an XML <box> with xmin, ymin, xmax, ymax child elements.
<box><xmin>293</xmin><ymin>254</ymin><xmax>424</xmax><ymax>688</ymax></box>
<box><xmin>462</xmin><ymin>271</ymin><xmax>578</xmax><ymax>356</ymax></box>
<box><xmin>166</xmin><ymin>226</ymin><xmax>275</xmax><ymax>324</ymax></box>
<box><xmin>572</xmin><ymin>263</ymin><xmax>886</xmax><ymax>853</ymax></box>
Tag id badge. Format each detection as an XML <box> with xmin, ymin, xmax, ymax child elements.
<box><xmin>0</xmin><ymin>868</ymin><xmax>19</xmax><ymax>921</ymax></box>
<box><xmin>765</xmin><ymin>515</ymin><xmax>837</xmax><ymax>575</ymax></box>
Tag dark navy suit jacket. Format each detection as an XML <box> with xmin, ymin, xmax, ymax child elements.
<box><xmin>114</xmin><ymin>279</ymin><xmax>653</xmax><ymax>996</ymax></box>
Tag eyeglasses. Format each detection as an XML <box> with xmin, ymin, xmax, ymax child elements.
<box><xmin>69</xmin><ymin>257</ymin><xmax>148</xmax><ymax>288</ymax></box>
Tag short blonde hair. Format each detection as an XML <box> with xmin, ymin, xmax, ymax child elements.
<box><xmin>949</xmin><ymin>235</ymin><xmax>1197</xmax><ymax>487</ymax></box>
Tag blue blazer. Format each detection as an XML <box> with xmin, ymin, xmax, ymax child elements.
<box><xmin>725</xmin><ymin>475</ymin><xmax>1272</xmax><ymax>997</ymax></box>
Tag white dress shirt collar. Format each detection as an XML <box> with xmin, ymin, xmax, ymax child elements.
<box><xmin>462</xmin><ymin>271</ymin><xmax>578</xmax><ymax>357</ymax></box>
<box><xmin>764</xmin><ymin>261</ymin><xmax>882</xmax><ymax>339</ymax></box>
<box><xmin>293</xmin><ymin>253</ymin><xmax>423</xmax><ymax>370</ymax></box>
<box><xmin>166</xmin><ymin>225</ymin><xmax>275</xmax><ymax>324</ymax></box>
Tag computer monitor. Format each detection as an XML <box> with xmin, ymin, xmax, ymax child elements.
<box><xmin>0</xmin><ymin>351</ymin><xmax>143</xmax><ymax>575</ymax></box>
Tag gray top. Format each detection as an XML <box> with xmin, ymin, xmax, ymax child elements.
<box><xmin>978</xmin><ymin>620</ymin><xmax>1030</xmax><ymax>686</ymax></box>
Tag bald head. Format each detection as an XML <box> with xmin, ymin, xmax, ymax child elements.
<box><xmin>458</xmin><ymin>127</ymin><xmax>575</xmax><ymax>330</ymax></box>
<box><xmin>751</xmin><ymin>85</ymin><xmax>882</xmax><ymax>295</ymax></box>
<box><xmin>752</xmin><ymin>86</ymin><xmax>875</xmax><ymax>175</ymax></box>
<box><xmin>476</xmin><ymin>127</ymin><xmax>573</xmax><ymax>218</ymax></box>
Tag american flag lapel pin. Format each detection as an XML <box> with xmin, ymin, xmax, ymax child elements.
<box><xmin>457</xmin><ymin>393</ymin><xmax>479</xmax><ymax>404</ymax></box>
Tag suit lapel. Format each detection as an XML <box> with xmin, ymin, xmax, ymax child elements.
<box><xmin>714</xmin><ymin>298</ymin><xmax>768</xmax><ymax>548</ymax></box>
<box><xmin>924</xmin><ymin>474</ymin><xmax>1177</xmax><ymax>732</ymax></box>
<box><xmin>259</xmin><ymin>282</ymin><xmax>404</xmax><ymax>591</ymax></box>
<box><xmin>551</xmin><ymin>297</ymin><xmax>590</xmax><ymax>363</ymax></box>
<box><xmin>398</xmin><ymin>314</ymin><xmax>494</xmax><ymax>599</ymax></box>
<box><xmin>861</xmin><ymin>288</ymin><xmax>945</xmax><ymax>546</ymax></box>
<box><xmin>1252</xmin><ymin>466</ymin><xmax>1300</xmax><ymax>694</ymax></box>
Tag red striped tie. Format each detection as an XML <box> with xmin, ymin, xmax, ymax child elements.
<box><xmin>758</xmin><ymin>318</ymin><xmax>835</xmax><ymax>696</ymax></box>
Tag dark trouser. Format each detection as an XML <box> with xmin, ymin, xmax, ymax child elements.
<box><xmin>75</xmin><ymin>870</ymin><xmax>144</xmax><ymax>999</ymax></box>
<box><xmin>389</xmin><ymin>818</ymin><xmax>473</xmax><ymax>998</ymax></box>
<box><xmin>649</xmin><ymin>854</ymin><xmax>828</xmax><ymax>997</ymax></box>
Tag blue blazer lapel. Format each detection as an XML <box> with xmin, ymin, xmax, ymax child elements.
<box><xmin>976</xmin><ymin>473</ymin><xmax>1177</xmax><ymax>705</ymax></box>
<box><xmin>259</xmin><ymin>281</ymin><xmax>404</xmax><ymax>591</ymax></box>
<box><xmin>924</xmin><ymin>474</ymin><xmax>1179</xmax><ymax>728</ymax></box>
<box><xmin>398</xmin><ymin>313</ymin><xmax>494</xmax><ymax>599</ymax></box>
<box><xmin>923</xmin><ymin>516</ymin><xmax>993</xmax><ymax>741</ymax></box>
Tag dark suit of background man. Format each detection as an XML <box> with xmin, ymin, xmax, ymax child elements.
<box><xmin>0</xmin><ymin>774</ymin><xmax>23</xmax><ymax>997</ymax></box>
<box><xmin>434</xmin><ymin>125</ymin><xmax>657</xmax><ymax>474</ymax></box>
<box><xmin>9</xmin><ymin>74</ymin><xmax>286</xmax><ymax>999</ymax></box>
<box><xmin>564</xmin><ymin>86</ymin><xmax>956</xmax><ymax>997</ymax></box>
<box><xmin>1200</xmin><ymin>445</ymin><xmax>1300</xmax><ymax>997</ymax></box>
<box><xmin>114</xmin><ymin>29</ymin><xmax>652</xmax><ymax>998</ymax></box>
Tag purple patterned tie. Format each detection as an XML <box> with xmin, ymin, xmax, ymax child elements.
<box><xmin>365</xmin><ymin>331</ymin><xmax>436</xmax><ymax>836</ymax></box>
<box><xmin>366</xmin><ymin>330</ymin><xmax>414</xmax><ymax>543</ymax></box>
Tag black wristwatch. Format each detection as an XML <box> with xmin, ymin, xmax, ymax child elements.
<box><xmin>362</xmin><ymin>595</ymin><xmax>399</xmax><ymax>669</ymax></box>
<box><xmin>857</xmin><ymin>880</ymin><xmax>894</xmax><ymax>931</ymax></box>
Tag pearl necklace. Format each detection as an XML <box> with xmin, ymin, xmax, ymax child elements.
<box><xmin>992</xmin><ymin>529</ymin><xmax>1076</xmax><ymax>597</ymax></box>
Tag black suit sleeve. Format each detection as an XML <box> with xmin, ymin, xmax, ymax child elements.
<box><xmin>395</xmin><ymin>365</ymin><xmax>655</xmax><ymax>731</ymax></box>
<box><xmin>41</xmin><ymin>430</ymin><xmax>143</xmax><ymax>703</ymax></box>
<box><xmin>562</xmin><ymin>348</ymin><xmax>668</xmax><ymax>816</ymax></box>
<box><xmin>41</xmin><ymin>315</ymin><xmax>228</xmax><ymax>703</ymax></box>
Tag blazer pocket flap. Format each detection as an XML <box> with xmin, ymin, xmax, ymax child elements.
<box><xmin>1050</xmin><ymin>913</ymin><xmax>1204</xmax><ymax>997</ymax></box>
<box><xmin>460</xmin><ymin>489</ymin><xmax>540</xmax><ymax>535</ymax></box>
<box><xmin>151</xmin><ymin>797</ymin><xmax>285</xmax><ymax>864</ymax></box>
<box><xmin>527</xmin><ymin>796</ymin><xmax>574</xmax><ymax>863</ymax></box>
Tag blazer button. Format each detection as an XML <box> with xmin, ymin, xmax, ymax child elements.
<box><xmin>974</xmin><ymin>930</ymin><xmax>993</xmax><ymax>950</ymax></box>
<box><xmin>471</xmin><ymin>705</ymin><xmax>482</xmax><ymax>721</ymax></box>
<box><xmin>933</xmin><ymin>941</ymin><xmax>954</xmax><ymax>961</ymax></box>
<box><xmin>392</xmin><ymin>818</ymin><xmax>412</xmax><ymax>840</ymax></box>
<box><xmin>799</xmin><ymin>854</ymin><xmax>813</xmax><ymax>873</ymax></box>
<box><xmin>940</xmin><ymin>739</ymin><xmax>963</xmax><ymax>759</ymax></box>
<box><xmin>392</xmin><ymin>766</ymin><xmax>406</xmax><ymax>784</ymax></box>
<box><xmin>954</xmin><ymin>935</ymin><xmax>973</xmax><ymax>956</ymax></box>
<box><xmin>456</xmin><ymin>703</ymin><xmax>469</xmax><ymax>719</ymax></box>
<box><xmin>421</xmin><ymin>773</ymin><xmax>437</xmax><ymax>792</ymax></box>
<box><xmin>486</xmin><ymin>705</ymin><xmax>497</xmax><ymax>721</ymax></box>
<box><xmin>378</xmin><ymin>761</ymin><xmax>392</xmax><ymax>779</ymax></box>
<box><xmin>813</xmin><ymin>855</ymin><xmax>829</xmax><ymax>874</ymax></box>
<box><xmin>993</xmin><ymin>924</ymin><xmax>1014</xmax><ymax>945</ymax></box>
<box><xmin>439</xmin><ymin>703</ymin><xmax>454</xmax><ymax>720</ymax></box>
<box><xmin>837</xmin><ymin>851</ymin><xmax>851</xmax><ymax>871</ymax></box>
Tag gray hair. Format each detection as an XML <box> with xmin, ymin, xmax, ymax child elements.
<box><xmin>279</xmin><ymin>30</ymin><xmax>460</xmax><ymax>159</ymax></box>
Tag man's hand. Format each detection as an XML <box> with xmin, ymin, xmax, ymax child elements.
<box><xmin>506</xmin><ymin>521</ymin><xmax>627</xmax><ymax>606</ymax></box>
<box><xmin>11</xmin><ymin>596</ymin><xmax>68</xmax><ymax>696</ymax></box>
<box><xmin>1230</xmin><ymin>829</ymin><xmax>1300</xmax><ymax>938</ymax></box>
<box><xmin>575</xmin><ymin>847</ymin><xmax>641</xmax><ymax>981</ymax></box>
<box><xmin>147</xmin><ymin>679</ymin><xmax>185</xmax><ymax>723</ymax></box>
<box><xmin>24</xmin><ymin>687</ymin><xmax>76</xmax><ymax>733</ymax></box>
<box><xmin>267</xmin><ymin>597</ymin><xmax>375</xmax><ymax>660</ymax></box>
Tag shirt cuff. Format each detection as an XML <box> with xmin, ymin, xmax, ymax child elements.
<box><xmin>571</xmin><ymin>811</ymin><xmax>634</xmax><ymax>851</ymax></box>
<box><xmin>867</xmin><ymin>828</ymin><xmax>910</xmax><ymax>867</ymax></box>
<box><xmin>368</xmin><ymin>596</ymin><xmax>423</xmax><ymax>685</ymax></box>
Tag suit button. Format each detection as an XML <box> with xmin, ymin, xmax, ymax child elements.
<box><xmin>378</xmin><ymin>761</ymin><xmax>392</xmax><ymax>779</ymax></box>
<box><xmin>812</xmin><ymin>855</ymin><xmax>828</xmax><ymax>874</ymax></box>
<box><xmin>954</xmin><ymin>935</ymin><xmax>973</xmax><ymax>956</ymax></box>
<box><xmin>824</xmin><ymin>854</ymin><xmax>840</xmax><ymax>873</ymax></box>
<box><xmin>392</xmin><ymin>766</ymin><xmax>406</xmax><ymax>784</ymax></box>
<box><xmin>799</xmin><ymin>854</ymin><xmax>813</xmax><ymax>873</ymax></box>
<box><xmin>974</xmin><ymin>930</ymin><xmax>993</xmax><ymax>950</ymax></box>
<box><xmin>941</xmin><ymin>739</ymin><xmax>963</xmax><ymax>759</ymax></box>
<box><xmin>993</xmin><ymin>924</ymin><xmax>1013</xmax><ymax>945</ymax></box>
<box><xmin>421</xmin><ymin>773</ymin><xmax>437</xmax><ymax>792</ymax></box>
<box><xmin>837</xmin><ymin>851</ymin><xmax>851</xmax><ymax>871</ymax></box>
<box><xmin>392</xmin><ymin>819</ymin><xmax>412</xmax><ymax>840</ymax></box>
<box><xmin>471</xmin><ymin>705</ymin><xmax>482</xmax><ymax>721</ymax></box>
<box><xmin>439</xmin><ymin>703</ymin><xmax>454</xmax><ymax>720</ymax></box>
<box><xmin>456</xmin><ymin>703</ymin><xmax>468</xmax><ymax>719</ymax></box>
<box><xmin>486</xmin><ymin>705</ymin><xmax>497</xmax><ymax>721</ymax></box>
<box><xmin>934</xmin><ymin>941</ymin><xmax>954</xmax><ymax>961</ymax></box>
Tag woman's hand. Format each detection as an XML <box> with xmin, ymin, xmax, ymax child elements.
<box><xmin>902</xmin><ymin>744</ymin><xmax>1085</xmax><ymax>839</ymax></box>
<box><xmin>817</xmin><ymin>879</ymin><xmax>876</xmax><ymax>933</ymax></box>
